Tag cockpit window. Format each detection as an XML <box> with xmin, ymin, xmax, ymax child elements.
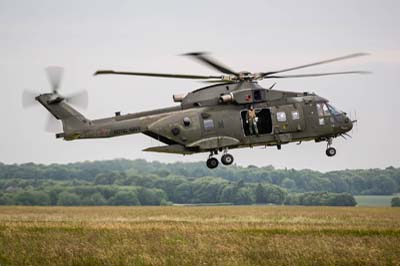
<box><xmin>316</xmin><ymin>103</ymin><xmax>330</xmax><ymax>116</ymax></box>
<box><xmin>322</xmin><ymin>104</ymin><xmax>330</xmax><ymax>116</ymax></box>
<box><xmin>316</xmin><ymin>103</ymin><xmax>323</xmax><ymax>116</ymax></box>
<box><xmin>327</xmin><ymin>104</ymin><xmax>341</xmax><ymax>116</ymax></box>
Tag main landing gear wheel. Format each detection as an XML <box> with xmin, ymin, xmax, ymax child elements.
<box><xmin>221</xmin><ymin>154</ymin><xmax>234</xmax><ymax>165</ymax></box>
<box><xmin>206</xmin><ymin>157</ymin><xmax>219</xmax><ymax>169</ymax></box>
<box><xmin>326</xmin><ymin>147</ymin><xmax>336</xmax><ymax>157</ymax></box>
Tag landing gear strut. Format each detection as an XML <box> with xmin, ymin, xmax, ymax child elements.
<box><xmin>325</xmin><ymin>138</ymin><xmax>336</xmax><ymax>157</ymax></box>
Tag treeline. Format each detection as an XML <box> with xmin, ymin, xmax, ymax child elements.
<box><xmin>0</xmin><ymin>179</ymin><xmax>355</xmax><ymax>207</ymax></box>
<box><xmin>0</xmin><ymin>186</ymin><xmax>167</xmax><ymax>206</ymax></box>
<box><xmin>0</xmin><ymin>159</ymin><xmax>398</xmax><ymax>206</ymax></box>
<box><xmin>392</xmin><ymin>197</ymin><xmax>400</xmax><ymax>207</ymax></box>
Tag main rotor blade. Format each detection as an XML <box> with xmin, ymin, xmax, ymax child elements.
<box><xmin>183</xmin><ymin>52</ymin><xmax>238</xmax><ymax>76</ymax></box>
<box><xmin>264</xmin><ymin>71</ymin><xmax>371</xmax><ymax>79</ymax></box>
<box><xmin>201</xmin><ymin>80</ymin><xmax>235</xmax><ymax>84</ymax></box>
<box><xmin>22</xmin><ymin>90</ymin><xmax>38</xmax><ymax>108</ymax></box>
<box><xmin>94</xmin><ymin>70</ymin><xmax>223</xmax><ymax>80</ymax></box>
<box><xmin>45</xmin><ymin>66</ymin><xmax>64</xmax><ymax>93</ymax></box>
<box><xmin>66</xmin><ymin>90</ymin><xmax>88</xmax><ymax>109</ymax></box>
<box><xmin>261</xmin><ymin>53</ymin><xmax>369</xmax><ymax>77</ymax></box>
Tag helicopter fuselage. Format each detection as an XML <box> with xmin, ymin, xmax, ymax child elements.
<box><xmin>37</xmin><ymin>81</ymin><xmax>353</xmax><ymax>158</ymax></box>
<box><xmin>30</xmin><ymin>51</ymin><xmax>365</xmax><ymax>168</ymax></box>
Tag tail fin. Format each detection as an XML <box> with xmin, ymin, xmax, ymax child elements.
<box><xmin>36</xmin><ymin>93</ymin><xmax>90</xmax><ymax>135</ymax></box>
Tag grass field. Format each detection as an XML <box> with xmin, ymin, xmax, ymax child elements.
<box><xmin>355</xmin><ymin>194</ymin><xmax>400</xmax><ymax>207</ymax></box>
<box><xmin>0</xmin><ymin>206</ymin><xmax>399</xmax><ymax>266</ymax></box>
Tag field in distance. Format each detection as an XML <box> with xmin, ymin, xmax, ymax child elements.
<box><xmin>355</xmin><ymin>194</ymin><xmax>400</xmax><ymax>206</ymax></box>
<box><xmin>0</xmin><ymin>206</ymin><xmax>399</xmax><ymax>266</ymax></box>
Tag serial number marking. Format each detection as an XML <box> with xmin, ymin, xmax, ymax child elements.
<box><xmin>113</xmin><ymin>127</ymin><xmax>141</xmax><ymax>135</ymax></box>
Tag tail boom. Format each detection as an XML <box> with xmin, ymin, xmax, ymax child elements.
<box><xmin>36</xmin><ymin>93</ymin><xmax>176</xmax><ymax>141</ymax></box>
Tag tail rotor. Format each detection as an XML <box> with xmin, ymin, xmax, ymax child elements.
<box><xmin>65</xmin><ymin>90</ymin><xmax>88</xmax><ymax>109</ymax></box>
<box><xmin>45</xmin><ymin>66</ymin><xmax>64</xmax><ymax>93</ymax></box>
<box><xmin>22</xmin><ymin>66</ymin><xmax>89</xmax><ymax>132</ymax></box>
<box><xmin>22</xmin><ymin>90</ymin><xmax>39</xmax><ymax>108</ymax></box>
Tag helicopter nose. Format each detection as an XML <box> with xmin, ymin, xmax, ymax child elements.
<box><xmin>340</xmin><ymin>114</ymin><xmax>353</xmax><ymax>132</ymax></box>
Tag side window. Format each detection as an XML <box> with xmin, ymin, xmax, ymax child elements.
<box><xmin>253</xmin><ymin>90</ymin><xmax>262</xmax><ymax>101</ymax></box>
<box><xmin>319</xmin><ymin>118</ymin><xmax>325</xmax><ymax>125</ymax></box>
<box><xmin>183</xmin><ymin>117</ymin><xmax>191</xmax><ymax>127</ymax></box>
<box><xmin>203</xmin><ymin>119</ymin><xmax>214</xmax><ymax>131</ymax></box>
<box><xmin>291</xmin><ymin>110</ymin><xmax>300</xmax><ymax>120</ymax></box>
<box><xmin>277</xmin><ymin>111</ymin><xmax>287</xmax><ymax>122</ymax></box>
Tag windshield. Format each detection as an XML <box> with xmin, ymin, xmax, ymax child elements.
<box><xmin>327</xmin><ymin>104</ymin><xmax>342</xmax><ymax>116</ymax></box>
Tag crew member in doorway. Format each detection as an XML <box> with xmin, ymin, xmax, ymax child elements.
<box><xmin>246</xmin><ymin>105</ymin><xmax>259</xmax><ymax>136</ymax></box>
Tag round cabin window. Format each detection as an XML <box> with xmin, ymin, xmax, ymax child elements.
<box><xmin>183</xmin><ymin>117</ymin><xmax>191</xmax><ymax>127</ymax></box>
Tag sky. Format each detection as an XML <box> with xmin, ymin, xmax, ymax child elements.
<box><xmin>0</xmin><ymin>0</ymin><xmax>399</xmax><ymax>171</ymax></box>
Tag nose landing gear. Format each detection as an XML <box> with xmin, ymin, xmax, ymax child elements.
<box><xmin>326</xmin><ymin>147</ymin><xmax>336</xmax><ymax>157</ymax></box>
<box><xmin>325</xmin><ymin>138</ymin><xmax>336</xmax><ymax>157</ymax></box>
<box><xmin>206</xmin><ymin>150</ymin><xmax>234</xmax><ymax>169</ymax></box>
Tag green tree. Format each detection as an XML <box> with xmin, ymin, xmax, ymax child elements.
<box><xmin>0</xmin><ymin>193</ymin><xmax>14</xmax><ymax>205</ymax></box>
<box><xmin>233</xmin><ymin>187</ymin><xmax>254</xmax><ymax>205</ymax></box>
<box><xmin>137</xmin><ymin>188</ymin><xmax>166</xmax><ymax>205</ymax></box>
<box><xmin>191</xmin><ymin>177</ymin><xmax>228</xmax><ymax>203</ymax></box>
<box><xmin>94</xmin><ymin>172</ymin><xmax>119</xmax><ymax>185</ymax></box>
<box><xmin>284</xmin><ymin>194</ymin><xmax>300</xmax><ymax>205</ymax></box>
<box><xmin>281</xmin><ymin>178</ymin><xmax>296</xmax><ymax>190</ymax></box>
<box><xmin>57</xmin><ymin>192</ymin><xmax>81</xmax><ymax>206</ymax></box>
<box><xmin>328</xmin><ymin>193</ymin><xmax>356</xmax><ymax>206</ymax></box>
<box><xmin>154</xmin><ymin>176</ymin><xmax>186</xmax><ymax>200</ymax></box>
<box><xmin>220</xmin><ymin>184</ymin><xmax>236</xmax><ymax>203</ymax></box>
<box><xmin>391</xmin><ymin>197</ymin><xmax>400</xmax><ymax>207</ymax></box>
<box><xmin>264</xmin><ymin>184</ymin><xmax>287</xmax><ymax>204</ymax></box>
<box><xmin>255</xmin><ymin>184</ymin><xmax>267</xmax><ymax>204</ymax></box>
<box><xmin>47</xmin><ymin>187</ymin><xmax>64</xmax><ymax>205</ymax></box>
<box><xmin>296</xmin><ymin>192</ymin><xmax>356</xmax><ymax>206</ymax></box>
<box><xmin>173</xmin><ymin>183</ymin><xmax>192</xmax><ymax>204</ymax></box>
<box><xmin>14</xmin><ymin>191</ymin><xmax>51</xmax><ymax>206</ymax></box>
<box><xmin>109</xmin><ymin>191</ymin><xmax>140</xmax><ymax>206</ymax></box>
<box><xmin>82</xmin><ymin>192</ymin><xmax>107</xmax><ymax>205</ymax></box>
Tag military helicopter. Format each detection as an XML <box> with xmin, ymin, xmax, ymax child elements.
<box><xmin>23</xmin><ymin>52</ymin><xmax>368</xmax><ymax>168</ymax></box>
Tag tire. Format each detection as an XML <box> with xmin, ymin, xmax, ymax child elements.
<box><xmin>221</xmin><ymin>154</ymin><xmax>234</xmax><ymax>165</ymax></box>
<box><xmin>206</xmin><ymin>157</ymin><xmax>219</xmax><ymax>169</ymax></box>
<box><xmin>326</xmin><ymin>147</ymin><xmax>336</xmax><ymax>157</ymax></box>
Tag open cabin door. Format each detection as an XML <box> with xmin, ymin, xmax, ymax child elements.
<box><xmin>240</xmin><ymin>108</ymin><xmax>272</xmax><ymax>136</ymax></box>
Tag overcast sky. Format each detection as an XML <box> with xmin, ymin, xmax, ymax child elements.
<box><xmin>0</xmin><ymin>0</ymin><xmax>399</xmax><ymax>171</ymax></box>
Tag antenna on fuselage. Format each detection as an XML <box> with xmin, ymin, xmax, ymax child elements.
<box><xmin>268</xmin><ymin>83</ymin><xmax>277</xmax><ymax>90</ymax></box>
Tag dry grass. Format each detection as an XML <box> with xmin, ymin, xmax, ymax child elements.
<box><xmin>0</xmin><ymin>206</ymin><xmax>399</xmax><ymax>265</ymax></box>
